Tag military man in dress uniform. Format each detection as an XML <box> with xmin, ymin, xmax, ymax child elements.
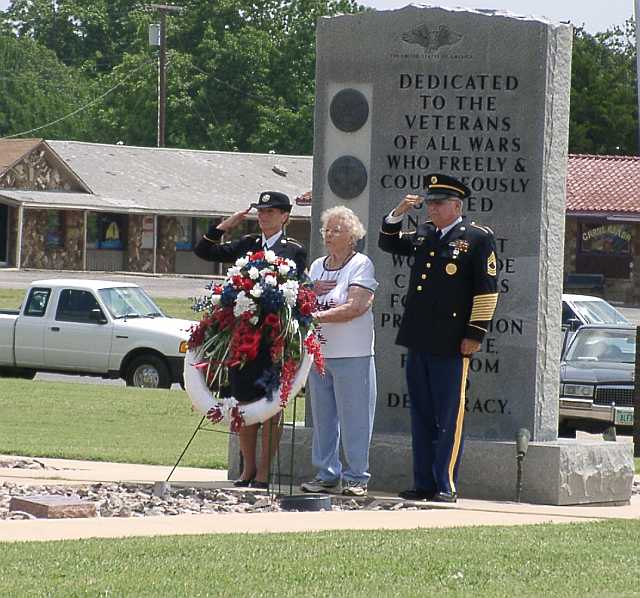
<box><xmin>194</xmin><ymin>190</ymin><xmax>307</xmax><ymax>489</ymax></box>
<box><xmin>378</xmin><ymin>174</ymin><xmax>499</xmax><ymax>503</ymax></box>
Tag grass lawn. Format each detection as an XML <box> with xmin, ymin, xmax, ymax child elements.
<box><xmin>1</xmin><ymin>521</ymin><xmax>639</xmax><ymax>597</ymax></box>
<box><xmin>0</xmin><ymin>378</ymin><xmax>305</xmax><ymax>469</ymax></box>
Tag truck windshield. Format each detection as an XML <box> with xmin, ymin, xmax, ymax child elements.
<box><xmin>99</xmin><ymin>287</ymin><xmax>165</xmax><ymax>319</ymax></box>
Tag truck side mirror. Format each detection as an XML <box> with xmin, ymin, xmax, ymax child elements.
<box><xmin>90</xmin><ymin>308</ymin><xmax>108</xmax><ymax>324</ymax></box>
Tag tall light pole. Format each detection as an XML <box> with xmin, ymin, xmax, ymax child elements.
<box><xmin>148</xmin><ymin>4</ymin><xmax>183</xmax><ymax>148</ymax></box>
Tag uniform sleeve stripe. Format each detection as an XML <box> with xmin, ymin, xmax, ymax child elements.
<box><xmin>470</xmin><ymin>293</ymin><xmax>499</xmax><ymax>321</ymax></box>
<box><xmin>379</xmin><ymin>229</ymin><xmax>400</xmax><ymax>235</ymax></box>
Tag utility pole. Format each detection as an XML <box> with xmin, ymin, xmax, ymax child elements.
<box><xmin>148</xmin><ymin>4</ymin><xmax>183</xmax><ymax>148</ymax></box>
<box><xmin>636</xmin><ymin>0</ymin><xmax>640</xmax><ymax>152</ymax></box>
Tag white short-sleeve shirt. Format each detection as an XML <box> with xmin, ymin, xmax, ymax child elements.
<box><xmin>309</xmin><ymin>252</ymin><xmax>378</xmax><ymax>358</ymax></box>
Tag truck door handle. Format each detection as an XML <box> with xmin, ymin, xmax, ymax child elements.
<box><xmin>50</xmin><ymin>326</ymin><xmax>60</xmax><ymax>332</ymax></box>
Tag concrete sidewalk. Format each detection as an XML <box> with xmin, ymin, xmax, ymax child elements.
<box><xmin>1</xmin><ymin>455</ymin><xmax>639</xmax><ymax>543</ymax></box>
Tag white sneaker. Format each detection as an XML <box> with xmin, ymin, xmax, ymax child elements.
<box><xmin>342</xmin><ymin>480</ymin><xmax>368</xmax><ymax>497</ymax></box>
<box><xmin>300</xmin><ymin>477</ymin><xmax>342</xmax><ymax>494</ymax></box>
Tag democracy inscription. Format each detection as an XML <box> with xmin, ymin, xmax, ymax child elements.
<box><xmin>312</xmin><ymin>6</ymin><xmax>571</xmax><ymax>443</ymax></box>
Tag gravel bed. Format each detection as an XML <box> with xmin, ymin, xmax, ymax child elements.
<box><xmin>0</xmin><ymin>458</ymin><xmax>430</xmax><ymax>520</ymax></box>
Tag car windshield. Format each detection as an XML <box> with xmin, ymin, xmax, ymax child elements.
<box><xmin>570</xmin><ymin>300</ymin><xmax>629</xmax><ymax>325</ymax></box>
<box><xmin>99</xmin><ymin>287</ymin><xmax>165</xmax><ymax>319</ymax></box>
<box><xmin>565</xmin><ymin>328</ymin><xmax>636</xmax><ymax>364</ymax></box>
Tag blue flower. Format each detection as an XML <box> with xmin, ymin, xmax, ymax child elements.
<box><xmin>255</xmin><ymin>365</ymin><xmax>281</xmax><ymax>400</ymax></box>
<box><xmin>220</xmin><ymin>285</ymin><xmax>238</xmax><ymax>307</ymax></box>
<box><xmin>259</xmin><ymin>286</ymin><xmax>285</xmax><ymax>313</ymax></box>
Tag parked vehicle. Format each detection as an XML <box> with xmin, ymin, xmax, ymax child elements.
<box><xmin>561</xmin><ymin>294</ymin><xmax>629</xmax><ymax>330</ymax></box>
<box><xmin>559</xmin><ymin>324</ymin><xmax>635</xmax><ymax>432</ymax></box>
<box><xmin>0</xmin><ymin>279</ymin><xmax>197</xmax><ymax>388</ymax></box>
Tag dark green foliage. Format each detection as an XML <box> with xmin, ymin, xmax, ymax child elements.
<box><xmin>570</xmin><ymin>22</ymin><xmax>638</xmax><ymax>155</ymax></box>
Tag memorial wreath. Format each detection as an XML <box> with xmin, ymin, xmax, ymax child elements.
<box><xmin>184</xmin><ymin>249</ymin><xmax>324</xmax><ymax>431</ymax></box>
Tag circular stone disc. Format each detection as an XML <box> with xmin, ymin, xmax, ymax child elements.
<box><xmin>330</xmin><ymin>88</ymin><xmax>370</xmax><ymax>132</ymax></box>
<box><xmin>328</xmin><ymin>156</ymin><xmax>368</xmax><ymax>199</ymax></box>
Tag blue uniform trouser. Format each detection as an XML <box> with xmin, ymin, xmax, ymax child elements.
<box><xmin>405</xmin><ymin>350</ymin><xmax>469</xmax><ymax>495</ymax></box>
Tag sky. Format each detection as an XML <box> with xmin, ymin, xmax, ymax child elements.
<box><xmin>0</xmin><ymin>1</ymin><xmax>632</xmax><ymax>34</ymax></box>
<box><xmin>361</xmin><ymin>1</ymin><xmax>632</xmax><ymax>33</ymax></box>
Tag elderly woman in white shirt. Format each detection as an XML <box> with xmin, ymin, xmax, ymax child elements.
<box><xmin>300</xmin><ymin>206</ymin><xmax>378</xmax><ymax>497</ymax></box>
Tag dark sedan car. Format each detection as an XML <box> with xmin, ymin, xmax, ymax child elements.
<box><xmin>559</xmin><ymin>324</ymin><xmax>635</xmax><ymax>432</ymax></box>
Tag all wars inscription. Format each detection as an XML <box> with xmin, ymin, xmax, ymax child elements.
<box><xmin>313</xmin><ymin>6</ymin><xmax>571</xmax><ymax>442</ymax></box>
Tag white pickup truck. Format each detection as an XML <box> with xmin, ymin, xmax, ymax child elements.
<box><xmin>0</xmin><ymin>279</ymin><xmax>197</xmax><ymax>388</ymax></box>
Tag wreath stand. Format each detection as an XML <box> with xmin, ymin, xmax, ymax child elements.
<box><xmin>165</xmin><ymin>351</ymin><xmax>327</xmax><ymax>509</ymax></box>
<box><xmin>164</xmin><ymin>394</ymin><xmax>314</xmax><ymax>506</ymax></box>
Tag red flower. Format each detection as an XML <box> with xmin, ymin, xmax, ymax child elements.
<box><xmin>297</xmin><ymin>287</ymin><xmax>318</xmax><ymax>316</ymax></box>
<box><xmin>241</xmin><ymin>278</ymin><xmax>254</xmax><ymax>292</ymax></box>
<box><xmin>305</xmin><ymin>333</ymin><xmax>325</xmax><ymax>376</ymax></box>
<box><xmin>279</xmin><ymin>358</ymin><xmax>298</xmax><ymax>407</ymax></box>
<box><xmin>206</xmin><ymin>406</ymin><xmax>224</xmax><ymax>425</ymax></box>
<box><xmin>250</xmin><ymin>251</ymin><xmax>265</xmax><ymax>261</ymax></box>
<box><xmin>231</xmin><ymin>275</ymin><xmax>244</xmax><ymax>289</ymax></box>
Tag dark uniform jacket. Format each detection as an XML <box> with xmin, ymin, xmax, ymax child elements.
<box><xmin>194</xmin><ymin>227</ymin><xmax>307</xmax><ymax>275</ymax></box>
<box><xmin>378</xmin><ymin>216</ymin><xmax>499</xmax><ymax>356</ymax></box>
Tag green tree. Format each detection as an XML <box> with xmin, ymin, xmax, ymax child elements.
<box><xmin>570</xmin><ymin>22</ymin><xmax>638</xmax><ymax>155</ymax></box>
<box><xmin>0</xmin><ymin>32</ymin><xmax>93</xmax><ymax>139</ymax></box>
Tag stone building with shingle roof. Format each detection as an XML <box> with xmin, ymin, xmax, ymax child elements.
<box><xmin>0</xmin><ymin>139</ymin><xmax>311</xmax><ymax>274</ymax></box>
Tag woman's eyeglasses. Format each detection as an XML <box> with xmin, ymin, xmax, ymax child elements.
<box><xmin>320</xmin><ymin>226</ymin><xmax>343</xmax><ymax>235</ymax></box>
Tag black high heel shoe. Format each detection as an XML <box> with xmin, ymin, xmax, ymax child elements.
<box><xmin>233</xmin><ymin>478</ymin><xmax>254</xmax><ymax>488</ymax></box>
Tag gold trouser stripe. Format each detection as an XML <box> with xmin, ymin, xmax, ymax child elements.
<box><xmin>448</xmin><ymin>356</ymin><xmax>469</xmax><ymax>494</ymax></box>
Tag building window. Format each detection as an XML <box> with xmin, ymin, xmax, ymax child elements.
<box><xmin>87</xmin><ymin>213</ymin><xmax>127</xmax><ymax>250</ymax></box>
<box><xmin>579</xmin><ymin>222</ymin><xmax>632</xmax><ymax>256</ymax></box>
<box><xmin>175</xmin><ymin>216</ymin><xmax>193</xmax><ymax>251</ymax></box>
<box><xmin>45</xmin><ymin>212</ymin><xmax>64</xmax><ymax>248</ymax></box>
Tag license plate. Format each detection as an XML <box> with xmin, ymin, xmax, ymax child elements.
<box><xmin>614</xmin><ymin>408</ymin><xmax>634</xmax><ymax>426</ymax></box>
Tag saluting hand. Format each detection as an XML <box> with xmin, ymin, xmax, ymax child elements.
<box><xmin>391</xmin><ymin>194</ymin><xmax>423</xmax><ymax>217</ymax></box>
<box><xmin>217</xmin><ymin>208</ymin><xmax>251</xmax><ymax>233</ymax></box>
<box><xmin>460</xmin><ymin>338</ymin><xmax>481</xmax><ymax>357</ymax></box>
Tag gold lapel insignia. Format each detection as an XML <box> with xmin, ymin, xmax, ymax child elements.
<box><xmin>445</xmin><ymin>263</ymin><xmax>458</xmax><ymax>275</ymax></box>
<box><xmin>487</xmin><ymin>251</ymin><xmax>497</xmax><ymax>276</ymax></box>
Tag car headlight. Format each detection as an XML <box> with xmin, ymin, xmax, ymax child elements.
<box><xmin>562</xmin><ymin>383</ymin><xmax>594</xmax><ymax>398</ymax></box>
<box><xmin>179</xmin><ymin>341</ymin><xmax>189</xmax><ymax>354</ymax></box>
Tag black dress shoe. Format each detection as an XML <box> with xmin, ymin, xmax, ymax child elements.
<box><xmin>251</xmin><ymin>480</ymin><xmax>269</xmax><ymax>489</ymax></box>
<box><xmin>431</xmin><ymin>491</ymin><xmax>458</xmax><ymax>503</ymax></box>
<box><xmin>233</xmin><ymin>479</ymin><xmax>254</xmax><ymax>487</ymax></box>
<box><xmin>398</xmin><ymin>488</ymin><xmax>435</xmax><ymax>501</ymax></box>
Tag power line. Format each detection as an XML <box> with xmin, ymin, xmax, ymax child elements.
<box><xmin>0</xmin><ymin>56</ymin><xmax>156</xmax><ymax>140</ymax></box>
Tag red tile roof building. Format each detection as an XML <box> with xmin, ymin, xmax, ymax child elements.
<box><xmin>567</xmin><ymin>154</ymin><xmax>640</xmax><ymax>216</ymax></box>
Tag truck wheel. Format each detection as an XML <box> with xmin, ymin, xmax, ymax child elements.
<box><xmin>125</xmin><ymin>355</ymin><xmax>171</xmax><ymax>389</ymax></box>
<box><xmin>0</xmin><ymin>367</ymin><xmax>36</xmax><ymax>380</ymax></box>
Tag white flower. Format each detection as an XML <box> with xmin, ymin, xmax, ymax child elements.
<box><xmin>286</xmin><ymin>258</ymin><xmax>296</xmax><ymax>269</ymax></box>
<box><xmin>280</xmin><ymin>280</ymin><xmax>299</xmax><ymax>306</ymax></box>
<box><xmin>227</xmin><ymin>266</ymin><xmax>241</xmax><ymax>277</ymax></box>
<box><xmin>291</xmin><ymin>319</ymin><xmax>300</xmax><ymax>333</ymax></box>
<box><xmin>210</xmin><ymin>294</ymin><xmax>221</xmax><ymax>306</ymax></box>
<box><xmin>264</xmin><ymin>250</ymin><xmax>277</xmax><ymax>263</ymax></box>
<box><xmin>219</xmin><ymin>397</ymin><xmax>239</xmax><ymax>415</ymax></box>
<box><xmin>250</xmin><ymin>284</ymin><xmax>263</xmax><ymax>298</ymax></box>
<box><xmin>248</xmin><ymin>267</ymin><xmax>260</xmax><ymax>280</ymax></box>
<box><xmin>233</xmin><ymin>291</ymin><xmax>256</xmax><ymax>317</ymax></box>
<box><xmin>235</xmin><ymin>257</ymin><xmax>248</xmax><ymax>268</ymax></box>
<box><xmin>249</xmin><ymin>315</ymin><xmax>259</xmax><ymax>325</ymax></box>
<box><xmin>264</xmin><ymin>275</ymin><xmax>278</xmax><ymax>287</ymax></box>
<box><xmin>278</xmin><ymin>263</ymin><xmax>291</xmax><ymax>276</ymax></box>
